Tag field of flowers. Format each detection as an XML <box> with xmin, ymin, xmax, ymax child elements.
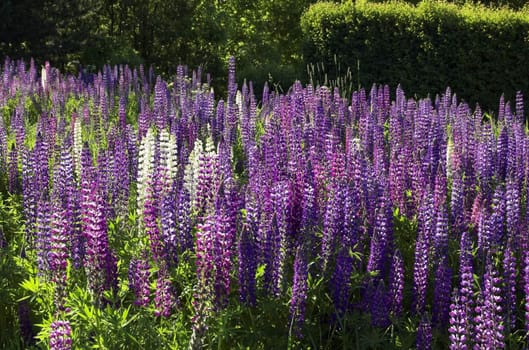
<box><xmin>0</xmin><ymin>56</ymin><xmax>528</xmax><ymax>349</ymax></box>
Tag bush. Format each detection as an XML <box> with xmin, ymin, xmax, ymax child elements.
<box><xmin>301</xmin><ymin>0</ymin><xmax>529</xmax><ymax>113</ymax></box>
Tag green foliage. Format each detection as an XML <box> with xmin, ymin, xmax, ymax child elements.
<box><xmin>301</xmin><ymin>0</ymin><xmax>529</xmax><ymax>113</ymax></box>
<box><xmin>0</xmin><ymin>0</ymin><xmax>317</xmax><ymax>98</ymax></box>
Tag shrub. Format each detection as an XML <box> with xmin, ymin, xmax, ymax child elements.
<box><xmin>301</xmin><ymin>0</ymin><xmax>529</xmax><ymax>113</ymax></box>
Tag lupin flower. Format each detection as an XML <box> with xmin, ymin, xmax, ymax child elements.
<box><xmin>321</xmin><ymin>180</ymin><xmax>344</xmax><ymax>272</ymax></box>
<box><xmin>35</xmin><ymin>199</ymin><xmax>51</xmax><ymax>277</ymax></box>
<box><xmin>137</xmin><ymin>127</ymin><xmax>156</xmax><ymax>211</ymax></box>
<box><xmin>154</xmin><ymin>263</ymin><xmax>174</xmax><ymax>317</ymax></box>
<box><xmin>213</xmin><ymin>210</ymin><xmax>236</xmax><ymax>306</ymax></box>
<box><xmin>503</xmin><ymin>242</ymin><xmax>517</xmax><ymax>331</ymax></box>
<box><xmin>128</xmin><ymin>252</ymin><xmax>150</xmax><ymax>307</ymax></box>
<box><xmin>523</xmin><ymin>250</ymin><xmax>529</xmax><ymax>334</ymax></box>
<box><xmin>160</xmin><ymin>190</ymin><xmax>178</xmax><ymax>265</ymax></box>
<box><xmin>416</xmin><ymin>315</ymin><xmax>432</xmax><ymax>350</ymax></box>
<box><xmin>143</xmin><ymin>178</ymin><xmax>163</xmax><ymax>262</ymax></box>
<box><xmin>177</xmin><ymin>188</ymin><xmax>193</xmax><ymax>253</ymax></box>
<box><xmin>370</xmin><ymin>280</ymin><xmax>390</xmax><ymax>328</ymax></box>
<box><xmin>238</xmin><ymin>192</ymin><xmax>258</xmax><ymax>305</ymax></box>
<box><xmin>432</xmin><ymin>256</ymin><xmax>452</xmax><ymax>327</ymax></box>
<box><xmin>49</xmin><ymin>320</ymin><xmax>72</xmax><ymax>350</ymax></box>
<box><xmin>474</xmin><ymin>258</ymin><xmax>504</xmax><ymax>349</ymax></box>
<box><xmin>18</xmin><ymin>300</ymin><xmax>33</xmax><ymax>346</ymax></box>
<box><xmin>448</xmin><ymin>289</ymin><xmax>468</xmax><ymax>350</ymax></box>
<box><xmin>81</xmin><ymin>180</ymin><xmax>116</xmax><ymax>303</ymax></box>
<box><xmin>290</xmin><ymin>246</ymin><xmax>308</xmax><ymax>338</ymax></box>
<box><xmin>48</xmin><ymin>203</ymin><xmax>70</xmax><ymax>308</ymax></box>
<box><xmin>388</xmin><ymin>249</ymin><xmax>404</xmax><ymax>317</ymax></box>
<box><xmin>8</xmin><ymin>143</ymin><xmax>19</xmax><ymax>193</ymax></box>
<box><xmin>190</xmin><ymin>214</ymin><xmax>216</xmax><ymax>350</ymax></box>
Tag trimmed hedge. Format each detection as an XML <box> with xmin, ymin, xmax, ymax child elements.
<box><xmin>301</xmin><ymin>1</ymin><xmax>529</xmax><ymax>113</ymax></box>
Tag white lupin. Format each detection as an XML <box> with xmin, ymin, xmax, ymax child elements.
<box><xmin>137</xmin><ymin>127</ymin><xmax>156</xmax><ymax>211</ymax></box>
<box><xmin>73</xmin><ymin>118</ymin><xmax>83</xmax><ymax>179</ymax></box>
<box><xmin>184</xmin><ymin>138</ymin><xmax>203</xmax><ymax>205</ymax></box>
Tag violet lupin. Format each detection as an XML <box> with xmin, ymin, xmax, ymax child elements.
<box><xmin>503</xmin><ymin>241</ymin><xmax>517</xmax><ymax>332</ymax></box>
<box><xmin>238</xmin><ymin>191</ymin><xmax>258</xmax><ymax>305</ymax></box>
<box><xmin>367</xmin><ymin>186</ymin><xmax>393</xmax><ymax>277</ymax></box>
<box><xmin>412</xmin><ymin>190</ymin><xmax>434</xmax><ymax>314</ymax></box>
<box><xmin>458</xmin><ymin>232</ymin><xmax>475</xmax><ymax>344</ymax></box>
<box><xmin>524</xmin><ymin>249</ymin><xmax>529</xmax><ymax>335</ymax></box>
<box><xmin>331</xmin><ymin>186</ymin><xmax>360</xmax><ymax>316</ymax></box>
<box><xmin>474</xmin><ymin>257</ymin><xmax>504</xmax><ymax>349</ymax></box>
<box><xmin>48</xmin><ymin>202</ymin><xmax>70</xmax><ymax>308</ymax></box>
<box><xmin>190</xmin><ymin>214</ymin><xmax>215</xmax><ymax>350</ymax></box>
<box><xmin>160</xmin><ymin>190</ymin><xmax>178</xmax><ymax>265</ymax></box>
<box><xmin>321</xmin><ymin>177</ymin><xmax>344</xmax><ymax>272</ymax></box>
<box><xmin>8</xmin><ymin>143</ymin><xmax>19</xmax><ymax>193</ymax></box>
<box><xmin>505</xmin><ymin>176</ymin><xmax>519</xmax><ymax>243</ymax></box>
<box><xmin>177</xmin><ymin>188</ymin><xmax>193</xmax><ymax>253</ymax></box>
<box><xmin>213</xmin><ymin>208</ymin><xmax>236</xmax><ymax>306</ymax></box>
<box><xmin>49</xmin><ymin>320</ymin><xmax>72</xmax><ymax>350</ymax></box>
<box><xmin>290</xmin><ymin>245</ymin><xmax>308</xmax><ymax>338</ymax></box>
<box><xmin>388</xmin><ymin>249</ymin><xmax>404</xmax><ymax>318</ymax></box>
<box><xmin>450</xmin><ymin>169</ymin><xmax>465</xmax><ymax>231</ymax></box>
<box><xmin>416</xmin><ymin>315</ymin><xmax>432</xmax><ymax>350</ymax></box>
<box><xmin>370</xmin><ymin>279</ymin><xmax>390</xmax><ymax>328</ymax></box>
<box><xmin>271</xmin><ymin>180</ymin><xmax>290</xmax><ymax>296</ymax></box>
<box><xmin>432</xmin><ymin>255</ymin><xmax>452</xmax><ymax>327</ymax></box>
<box><xmin>80</xmin><ymin>179</ymin><xmax>116</xmax><ymax>304</ymax></box>
<box><xmin>18</xmin><ymin>300</ymin><xmax>33</xmax><ymax>346</ymax></box>
<box><xmin>154</xmin><ymin>262</ymin><xmax>174</xmax><ymax>317</ymax></box>
<box><xmin>413</xmin><ymin>224</ymin><xmax>430</xmax><ymax>314</ymax></box>
<box><xmin>128</xmin><ymin>251</ymin><xmax>150</xmax><ymax>307</ymax></box>
<box><xmin>194</xmin><ymin>136</ymin><xmax>219</xmax><ymax>219</ymax></box>
<box><xmin>143</xmin><ymin>178</ymin><xmax>163</xmax><ymax>262</ymax></box>
<box><xmin>448</xmin><ymin>289</ymin><xmax>468</xmax><ymax>350</ymax></box>
<box><xmin>35</xmin><ymin>199</ymin><xmax>51</xmax><ymax>277</ymax></box>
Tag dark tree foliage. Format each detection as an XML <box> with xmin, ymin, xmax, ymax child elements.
<box><xmin>0</xmin><ymin>0</ymin><xmax>315</xmax><ymax>92</ymax></box>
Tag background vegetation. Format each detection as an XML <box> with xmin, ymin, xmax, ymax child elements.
<box><xmin>302</xmin><ymin>1</ymin><xmax>529</xmax><ymax>113</ymax></box>
<box><xmin>1</xmin><ymin>0</ymin><xmax>528</xmax><ymax>103</ymax></box>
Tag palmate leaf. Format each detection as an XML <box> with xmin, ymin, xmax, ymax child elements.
<box><xmin>19</xmin><ymin>276</ymin><xmax>42</xmax><ymax>295</ymax></box>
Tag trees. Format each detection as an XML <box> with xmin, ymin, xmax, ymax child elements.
<box><xmin>0</xmin><ymin>0</ymin><xmax>316</xmax><ymax>90</ymax></box>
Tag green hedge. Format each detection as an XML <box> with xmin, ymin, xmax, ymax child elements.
<box><xmin>301</xmin><ymin>1</ymin><xmax>529</xmax><ymax>113</ymax></box>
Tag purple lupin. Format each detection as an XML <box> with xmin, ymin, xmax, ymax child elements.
<box><xmin>448</xmin><ymin>289</ymin><xmax>468</xmax><ymax>350</ymax></box>
<box><xmin>49</xmin><ymin>320</ymin><xmax>72</xmax><ymax>350</ymax></box>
